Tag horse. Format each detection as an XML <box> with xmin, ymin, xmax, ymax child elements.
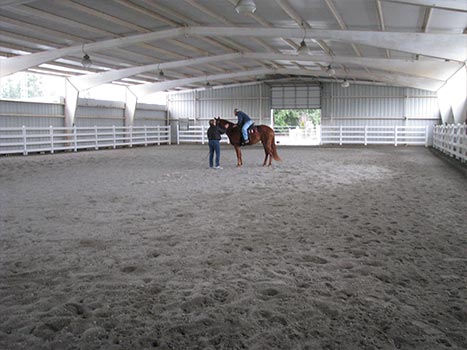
<box><xmin>215</xmin><ymin>117</ymin><xmax>281</xmax><ymax>167</ymax></box>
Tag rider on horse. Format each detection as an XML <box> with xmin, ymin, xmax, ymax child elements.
<box><xmin>234</xmin><ymin>108</ymin><xmax>253</xmax><ymax>145</ymax></box>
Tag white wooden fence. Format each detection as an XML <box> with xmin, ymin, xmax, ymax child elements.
<box><xmin>176</xmin><ymin>125</ymin><xmax>229</xmax><ymax>144</ymax></box>
<box><xmin>177</xmin><ymin>124</ymin><xmax>429</xmax><ymax>147</ymax></box>
<box><xmin>321</xmin><ymin>125</ymin><xmax>429</xmax><ymax>146</ymax></box>
<box><xmin>432</xmin><ymin>123</ymin><xmax>467</xmax><ymax>163</ymax></box>
<box><xmin>0</xmin><ymin>125</ymin><xmax>171</xmax><ymax>155</ymax></box>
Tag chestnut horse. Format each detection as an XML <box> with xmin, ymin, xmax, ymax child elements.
<box><xmin>215</xmin><ymin>117</ymin><xmax>281</xmax><ymax>167</ymax></box>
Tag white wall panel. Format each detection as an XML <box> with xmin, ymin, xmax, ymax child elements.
<box><xmin>168</xmin><ymin>83</ymin><xmax>271</xmax><ymax>126</ymax></box>
<box><xmin>321</xmin><ymin>83</ymin><xmax>440</xmax><ymax>128</ymax></box>
<box><xmin>0</xmin><ymin>100</ymin><xmax>64</xmax><ymax>128</ymax></box>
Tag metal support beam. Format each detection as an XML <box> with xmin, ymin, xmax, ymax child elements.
<box><xmin>68</xmin><ymin>53</ymin><xmax>242</xmax><ymax>91</ymax></box>
<box><xmin>380</xmin><ymin>0</ymin><xmax>467</xmax><ymax>12</ymax></box>
<box><xmin>125</xmin><ymin>88</ymin><xmax>138</xmax><ymax>127</ymax></box>
<box><xmin>64</xmin><ymin>79</ymin><xmax>79</xmax><ymax>128</ymax></box>
<box><xmin>129</xmin><ymin>68</ymin><xmax>272</xmax><ymax>97</ymax></box>
<box><xmin>243</xmin><ymin>53</ymin><xmax>463</xmax><ymax>80</ymax></box>
<box><xmin>2</xmin><ymin>26</ymin><xmax>466</xmax><ymax>78</ymax></box>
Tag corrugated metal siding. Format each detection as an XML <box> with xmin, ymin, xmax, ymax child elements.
<box><xmin>133</xmin><ymin>118</ymin><xmax>166</xmax><ymax>127</ymax></box>
<box><xmin>0</xmin><ymin>100</ymin><xmax>64</xmax><ymax>128</ymax></box>
<box><xmin>168</xmin><ymin>83</ymin><xmax>271</xmax><ymax>125</ymax></box>
<box><xmin>271</xmin><ymin>85</ymin><xmax>320</xmax><ymax>109</ymax></box>
<box><xmin>74</xmin><ymin>117</ymin><xmax>124</xmax><ymax>128</ymax></box>
<box><xmin>321</xmin><ymin>83</ymin><xmax>440</xmax><ymax>129</ymax></box>
<box><xmin>134</xmin><ymin>103</ymin><xmax>167</xmax><ymax>127</ymax></box>
<box><xmin>74</xmin><ymin>101</ymin><xmax>124</xmax><ymax>127</ymax></box>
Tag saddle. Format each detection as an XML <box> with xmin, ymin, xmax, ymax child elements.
<box><xmin>247</xmin><ymin>123</ymin><xmax>257</xmax><ymax>134</ymax></box>
<box><xmin>240</xmin><ymin>123</ymin><xmax>256</xmax><ymax>146</ymax></box>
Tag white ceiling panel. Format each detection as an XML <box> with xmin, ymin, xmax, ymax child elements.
<box><xmin>0</xmin><ymin>0</ymin><xmax>465</xmax><ymax>92</ymax></box>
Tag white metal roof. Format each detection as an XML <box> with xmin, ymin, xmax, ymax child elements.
<box><xmin>0</xmin><ymin>0</ymin><xmax>466</xmax><ymax>94</ymax></box>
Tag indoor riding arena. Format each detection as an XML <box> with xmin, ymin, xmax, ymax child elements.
<box><xmin>1</xmin><ymin>1</ymin><xmax>466</xmax><ymax>350</ymax></box>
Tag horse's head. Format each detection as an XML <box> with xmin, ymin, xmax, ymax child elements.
<box><xmin>215</xmin><ymin>117</ymin><xmax>231</xmax><ymax>134</ymax></box>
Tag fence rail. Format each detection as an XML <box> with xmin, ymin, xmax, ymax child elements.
<box><xmin>176</xmin><ymin>124</ymin><xmax>430</xmax><ymax>147</ymax></box>
<box><xmin>176</xmin><ymin>125</ymin><xmax>229</xmax><ymax>144</ymax></box>
<box><xmin>0</xmin><ymin>125</ymin><xmax>171</xmax><ymax>155</ymax></box>
<box><xmin>432</xmin><ymin>123</ymin><xmax>467</xmax><ymax>163</ymax></box>
<box><xmin>321</xmin><ymin>125</ymin><xmax>429</xmax><ymax>146</ymax></box>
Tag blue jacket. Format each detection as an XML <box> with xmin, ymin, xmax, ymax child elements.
<box><xmin>236</xmin><ymin>111</ymin><xmax>251</xmax><ymax>126</ymax></box>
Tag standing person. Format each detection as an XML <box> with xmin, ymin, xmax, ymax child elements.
<box><xmin>234</xmin><ymin>108</ymin><xmax>253</xmax><ymax>145</ymax></box>
<box><xmin>207</xmin><ymin>119</ymin><xmax>222</xmax><ymax>169</ymax></box>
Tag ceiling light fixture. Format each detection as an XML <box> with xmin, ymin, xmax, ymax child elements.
<box><xmin>235</xmin><ymin>0</ymin><xmax>256</xmax><ymax>14</ymax></box>
<box><xmin>297</xmin><ymin>39</ymin><xmax>310</xmax><ymax>55</ymax></box>
<box><xmin>297</xmin><ymin>23</ymin><xmax>310</xmax><ymax>55</ymax></box>
<box><xmin>80</xmin><ymin>44</ymin><xmax>92</xmax><ymax>68</ymax></box>
<box><xmin>81</xmin><ymin>54</ymin><xmax>92</xmax><ymax>68</ymax></box>
<box><xmin>326</xmin><ymin>65</ymin><xmax>335</xmax><ymax>76</ymax></box>
<box><xmin>341</xmin><ymin>79</ymin><xmax>350</xmax><ymax>88</ymax></box>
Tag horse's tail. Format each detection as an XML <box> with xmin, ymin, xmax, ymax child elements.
<box><xmin>270</xmin><ymin>132</ymin><xmax>281</xmax><ymax>161</ymax></box>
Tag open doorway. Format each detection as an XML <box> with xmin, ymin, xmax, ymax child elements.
<box><xmin>272</xmin><ymin>109</ymin><xmax>321</xmax><ymax>145</ymax></box>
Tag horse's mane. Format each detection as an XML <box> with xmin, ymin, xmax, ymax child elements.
<box><xmin>215</xmin><ymin>118</ymin><xmax>236</xmax><ymax>130</ymax></box>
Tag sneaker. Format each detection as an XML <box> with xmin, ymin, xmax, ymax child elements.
<box><xmin>214</xmin><ymin>166</ymin><xmax>223</xmax><ymax>169</ymax></box>
<box><xmin>244</xmin><ymin>139</ymin><xmax>250</xmax><ymax>144</ymax></box>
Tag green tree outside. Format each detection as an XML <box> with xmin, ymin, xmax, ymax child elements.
<box><xmin>273</xmin><ymin>109</ymin><xmax>321</xmax><ymax>127</ymax></box>
<box><xmin>1</xmin><ymin>73</ymin><xmax>44</xmax><ymax>99</ymax></box>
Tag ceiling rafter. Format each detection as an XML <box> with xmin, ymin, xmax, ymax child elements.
<box><xmin>421</xmin><ymin>7</ymin><xmax>433</xmax><ymax>32</ymax></box>
<box><xmin>375</xmin><ymin>0</ymin><xmax>391</xmax><ymax>59</ymax></box>
<box><xmin>2</xmin><ymin>26</ymin><xmax>466</xmax><ymax>78</ymax></box>
<box><xmin>275</xmin><ymin>0</ymin><xmax>334</xmax><ymax>56</ymax></box>
<box><xmin>0</xmin><ymin>0</ymin><xmax>36</xmax><ymax>7</ymax></box>
<box><xmin>183</xmin><ymin>0</ymin><xmax>282</xmax><ymax>73</ymax></box>
<box><xmin>225</xmin><ymin>0</ymin><xmax>298</xmax><ymax>51</ymax></box>
<box><xmin>56</xmin><ymin>0</ymin><xmax>223</xmax><ymax>77</ymax></box>
<box><xmin>128</xmin><ymin>64</ymin><xmax>445</xmax><ymax>97</ymax></box>
<box><xmin>184</xmin><ymin>0</ymin><xmax>274</xmax><ymax>53</ymax></box>
<box><xmin>129</xmin><ymin>68</ymin><xmax>272</xmax><ymax>96</ymax></box>
<box><xmin>68</xmin><ymin>50</ymin><xmax>459</xmax><ymax>95</ymax></box>
<box><xmin>111</xmin><ymin>0</ymin><xmax>236</xmax><ymax>74</ymax></box>
<box><xmin>379</xmin><ymin>0</ymin><xmax>467</xmax><ymax>13</ymax></box>
<box><xmin>133</xmin><ymin>0</ymin><xmax>254</xmax><ymax>73</ymax></box>
<box><xmin>3</xmin><ymin>1</ymin><xmax>207</xmax><ymax>75</ymax></box>
<box><xmin>2</xmin><ymin>5</ymin><xmax>219</xmax><ymax>79</ymax></box>
<box><xmin>69</xmin><ymin>53</ymin><xmax>242</xmax><ymax>91</ymax></box>
<box><xmin>324</xmin><ymin>0</ymin><xmax>363</xmax><ymax>57</ymax></box>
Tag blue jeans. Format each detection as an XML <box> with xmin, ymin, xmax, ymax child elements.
<box><xmin>242</xmin><ymin>120</ymin><xmax>253</xmax><ymax>141</ymax></box>
<box><xmin>208</xmin><ymin>139</ymin><xmax>220</xmax><ymax>167</ymax></box>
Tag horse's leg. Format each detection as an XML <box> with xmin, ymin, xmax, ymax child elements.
<box><xmin>262</xmin><ymin>140</ymin><xmax>273</xmax><ymax>166</ymax></box>
<box><xmin>263</xmin><ymin>145</ymin><xmax>269</xmax><ymax>166</ymax></box>
<box><xmin>234</xmin><ymin>146</ymin><xmax>243</xmax><ymax>167</ymax></box>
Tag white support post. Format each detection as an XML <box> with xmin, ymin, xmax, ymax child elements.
<box><xmin>94</xmin><ymin>126</ymin><xmax>98</xmax><ymax>150</ymax></box>
<box><xmin>73</xmin><ymin>125</ymin><xmax>78</xmax><ymax>152</ymax></box>
<box><xmin>22</xmin><ymin>125</ymin><xmax>27</xmax><ymax>156</ymax></box>
<box><xmin>129</xmin><ymin>126</ymin><xmax>133</xmax><ymax>147</ymax></box>
<box><xmin>339</xmin><ymin>126</ymin><xmax>343</xmax><ymax>146</ymax></box>
<box><xmin>125</xmin><ymin>88</ymin><xmax>137</xmax><ymax>127</ymax></box>
<box><xmin>394</xmin><ymin>126</ymin><xmax>398</xmax><ymax>146</ymax></box>
<box><xmin>425</xmin><ymin>125</ymin><xmax>429</xmax><ymax>147</ymax></box>
<box><xmin>364</xmin><ymin>125</ymin><xmax>368</xmax><ymax>146</ymax></box>
<box><xmin>157</xmin><ymin>125</ymin><xmax>160</xmax><ymax>145</ymax></box>
<box><xmin>65</xmin><ymin>79</ymin><xmax>79</xmax><ymax>129</ymax></box>
<box><xmin>112</xmin><ymin>125</ymin><xmax>116</xmax><ymax>149</ymax></box>
<box><xmin>144</xmin><ymin>125</ymin><xmax>148</xmax><ymax>146</ymax></box>
<box><xmin>50</xmin><ymin>125</ymin><xmax>54</xmax><ymax>154</ymax></box>
<box><xmin>177</xmin><ymin>124</ymin><xmax>180</xmax><ymax>145</ymax></box>
<box><xmin>202</xmin><ymin>125</ymin><xmax>205</xmax><ymax>145</ymax></box>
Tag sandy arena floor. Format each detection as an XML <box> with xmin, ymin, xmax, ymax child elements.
<box><xmin>1</xmin><ymin>145</ymin><xmax>466</xmax><ymax>350</ymax></box>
